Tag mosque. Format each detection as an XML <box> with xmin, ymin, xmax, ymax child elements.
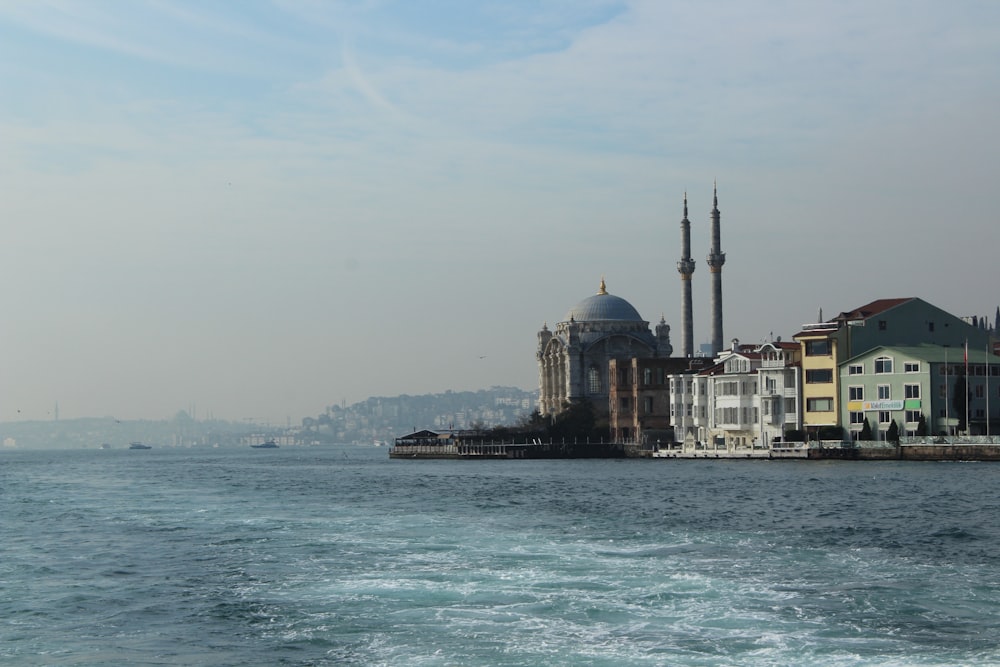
<box><xmin>536</xmin><ymin>185</ymin><xmax>726</xmax><ymax>418</ymax></box>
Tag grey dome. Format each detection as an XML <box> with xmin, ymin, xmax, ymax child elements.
<box><xmin>565</xmin><ymin>280</ymin><xmax>644</xmax><ymax>322</ymax></box>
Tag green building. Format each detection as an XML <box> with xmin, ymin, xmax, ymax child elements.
<box><xmin>841</xmin><ymin>344</ymin><xmax>1000</xmax><ymax>439</ymax></box>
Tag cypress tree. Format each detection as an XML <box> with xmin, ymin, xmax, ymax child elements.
<box><xmin>886</xmin><ymin>419</ymin><xmax>900</xmax><ymax>443</ymax></box>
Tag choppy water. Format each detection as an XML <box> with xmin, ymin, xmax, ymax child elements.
<box><xmin>2</xmin><ymin>446</ymin><xmax>999</xmax><ymax>666</ymax></box>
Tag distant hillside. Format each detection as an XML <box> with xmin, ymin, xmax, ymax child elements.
<box><xmin>0</xmin><ymin>387</ymin><xmax>540</xmax><ymax>449</ymax></box>
<box><xmin>306</xmin><ymin>386</ymin><xmax>538</xmax><ymax>443</ymax></box>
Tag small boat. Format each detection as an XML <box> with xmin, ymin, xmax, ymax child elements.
<box><xmin>251</xmin><ymin>439</ymin><xmax>279</xmax><ymax>449</ymax></box>
<box><xmin>373</xmin><ymin>440</ymin><xmax>387</xmax><ymax>447</ymax></box>
<box><xmin>128</xmin><ymin>442</ymin><xmax>152</xmax><ymax>450</ymax></box>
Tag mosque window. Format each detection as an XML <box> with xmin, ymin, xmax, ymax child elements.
<box><xmin>588</xmin><ymin>366</ymin><xmax>601</xmax><ymax>394</ymax></box>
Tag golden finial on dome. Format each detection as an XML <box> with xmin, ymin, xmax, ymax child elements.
<box><xmin>598</xmin><ymin>276</ymin><xmax>607</xmax><ymax>295</ymax></box>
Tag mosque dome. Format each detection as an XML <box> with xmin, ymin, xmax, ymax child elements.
<box><xmin>564</xmin><ymin>279</ymin><xmax>644</xmax><ymax>322</ymax></box>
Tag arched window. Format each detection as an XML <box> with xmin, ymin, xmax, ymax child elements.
<box><xmin>874</xmin><ymin>356</ymin><xmax>894</xmax><ymax>374</ymax></box>
<box><xmin>588</xmin><ymin>366</ymin><xmax>602</xmax><ymax>394</ymax></box>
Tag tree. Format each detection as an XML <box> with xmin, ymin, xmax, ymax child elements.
<box><xmin>916</xmin><ymin>413</ymin><xmax>928</xmax><ymax>437</ymax></box>
<box><xmin>859</xmin><ymin>418</ymin><xmax>873</xmax><ymax>441</ymax></box>
<box><xmin>784</xmin><ymin>429</ymin><xmax>805</xmax><ymax>443</ymax></box>
<box><xmin>886</xmin><ymin>419</ymin><xmax>900</xmax><ymax>443</ymax></box>
<box><xmin>546</xmin><ymin>399</ymin><xmax>610</xmax><ymax>442</ymax></box>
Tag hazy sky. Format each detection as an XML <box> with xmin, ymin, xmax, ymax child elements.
<box><xmin>2</xmin><ymin>1</ymin><xmax>998</xmax><ymax>424</ymax></box>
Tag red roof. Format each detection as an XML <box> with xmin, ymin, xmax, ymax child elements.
<box><xmin>832</xmin><ymin>298</ymin><xmax>913</xmax><ymax>322</ymax></box>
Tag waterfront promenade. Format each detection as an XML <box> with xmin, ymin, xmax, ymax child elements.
<box><xmin>390</xmin><ymin>437</ymin><xmax>1000</xmax><ymax>461</ymax></box>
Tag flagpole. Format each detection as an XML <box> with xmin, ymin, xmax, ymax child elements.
<box><xmin>965</xmin><ymin>339</ymin><xmax>970</xmax><ymax>437</ymax></box>
<box><xmin>988</xmin><ymin>338</ymin><xmax>992</xmax><ymax>439</ymax></box>
<box><xmin>945</xmin><ymin>345</ymin><xmax>950</xmax><ymax>440</ymax></box>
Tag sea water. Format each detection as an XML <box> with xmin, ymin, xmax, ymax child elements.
<box><xmin>2</xmin><ymin>446</ymin><xmax>999</xmax><ymax>666</ymax></box>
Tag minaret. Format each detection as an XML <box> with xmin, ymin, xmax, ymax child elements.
<box><xmin>676</xmin><ymin>193</ymin><xmax>695</xmax><ymax>357</ymax></box>
<box><xmin>706</xmin><ymin>182</ymin><xmax>726</xmax><ymax>355</ymax></box>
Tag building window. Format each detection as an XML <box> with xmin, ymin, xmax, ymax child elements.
<box><xmin>848</xmin><ymin>364</ymin><xmax>864</xmax><ymax>375</ymax></box>
<box><xmin>805</xmin><ymin>340</ymin><xmax>831</xmax><ymax>356</ymax></box>
<box><xmin>643</xmin><ymin>396</ymin><xmax>654</xmax><ymax>414</ymax></box>
<box><xmin>850</xmin><ymin>411</ymin><xmax>865</xmax><ymax>424</ymax></box>
<box><xmin>588</xmin><ymin>366</ymin><xmax>601</xmax><ymax>394</ymax></box>
<box><xmin>940</xmin><ymin>384</ymin><xmax>947</xmax><ymax>399</ymax></box>
<box><xmin>806</xmin><ymin>369</ymin><xmax>833</xmax><ymax>383</ymax></box>
<box><xmin>877</xmin><ymin>385</ymin><xmax>891</xmax><ymax>400</ymax></box>
<box><xmin>619</xmin><ymin>397</ymin><xmax>631</xmax><ymax>411</ymax></box>
<box><xmin>806</xmin><ymin>397</ymin><xmax>834</xmax><ymax>412</ymax></box>
<box><xmin>878</xmin><ymin>320</ymin><xmax>887</xmax><ymax>331</ymax></box>
<box><xmin>928</xmin><ymin>322</ymin><xmax>935</xmax><ymax>333</ymax></box>
<box><xmin>878</xmin><ymin>410</ymin><xmax>891</xmax><ymax>424</ymax></box>
<box><xmin>904</xmin><ymin>384</ymin><xmax>920</xmax><ymax>399</ymax></box>
<box><xmin>849</xmin><ymin>386</ymin><xmax>864</xmax><ymax>401</ymax></box>
<box><xmin>905</xmin><ymin>409</ymin><xmax>921</xmax><ymax>423</ymax></box>
<box><xmin>642</xmin><ymin>368</ymin><xmax>652</xmax><ymax>386</ymax></box>
<box><xmin>874</xmin><ymin>357</ymin><xmax>894</xmax><ymax>374</ymax></box>
<box><xmin>686</xmin><ymin>404</ymin><xmax>693</xmax><ymax>417</ymax></box>
<box><xmin>975</xmin><ymin>384</ymin><xmax>985</xmax><ymax>399</ymax></box>
<box><xmin>785</xmin><ymin>398</ymin><xmax>797</xmax><ymax>414</ymax></box>
<box><xmin>904</xmin><ymin>362</ymin><xmax>919</xmax><ymax>373</ymax></box>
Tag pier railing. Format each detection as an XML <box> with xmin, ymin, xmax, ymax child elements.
<box><xmin>389</xmin><ymin>439</ymin><xmax>625</xmax><ymax>459</ymax></box>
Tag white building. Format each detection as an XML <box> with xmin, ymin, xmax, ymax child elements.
<box><xmin>668</xmin><ymin>340</ymin><xmax>801</xmax><ymax>450</ymax></box>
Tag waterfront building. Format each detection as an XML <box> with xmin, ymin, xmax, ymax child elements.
<box><xmin>755</xmin><ymin>341</ymin><xmax>803</xmax><ymax>445</ymax></box>
<box><xmin>794</xmin><ymin>297</ymin><xmax>992</xmax><ymax>439</ymax></box>
<box><xmin>608</xmin><ymin>341</ymin><xmax>801</xmax><ymax>450</ymax></box>
<box><xmin>841</xmin><ymin>344</ymin><xmax>1000</xmax><ymax>439</ymax></box>
<box><xmin>666</xmin><ymin>360</ymin><xmax>712</xmax><ymax>447</ymax></box>
<box><xmin>692</xmin><ymin>340</ymin><xmax>802</xmax><ymax>450</ymax></box>
<box><xmin>537</xmin><ymin>278</ymin><xmax>672</xmax><ymax>417</ymax></box>
<box><xmin>608</xmin><ymin>357</ymin><xmax>701</xmax><ymax>445</ymax></box>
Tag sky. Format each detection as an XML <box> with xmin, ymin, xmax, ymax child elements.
<box><xmin>2</xmin><ymin>1</ymin><xmax>999</xmax><ymax>425</ymax></box>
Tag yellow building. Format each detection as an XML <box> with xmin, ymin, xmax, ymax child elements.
<box><xmin>793</xmin><ymin>322</ymin><xmax>841</xmax><ymax>438</ymax></box>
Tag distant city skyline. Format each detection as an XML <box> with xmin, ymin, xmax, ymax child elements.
<box><xmin>2</xmin><ymin>1</ymin><xmax>999</xmax><ymax>423</ymax></box>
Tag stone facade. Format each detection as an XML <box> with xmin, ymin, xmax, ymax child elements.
<box><xmin>537</xmin><ymin>279</ymin><xmax>672</xmax><ymax>417</ymax></box>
